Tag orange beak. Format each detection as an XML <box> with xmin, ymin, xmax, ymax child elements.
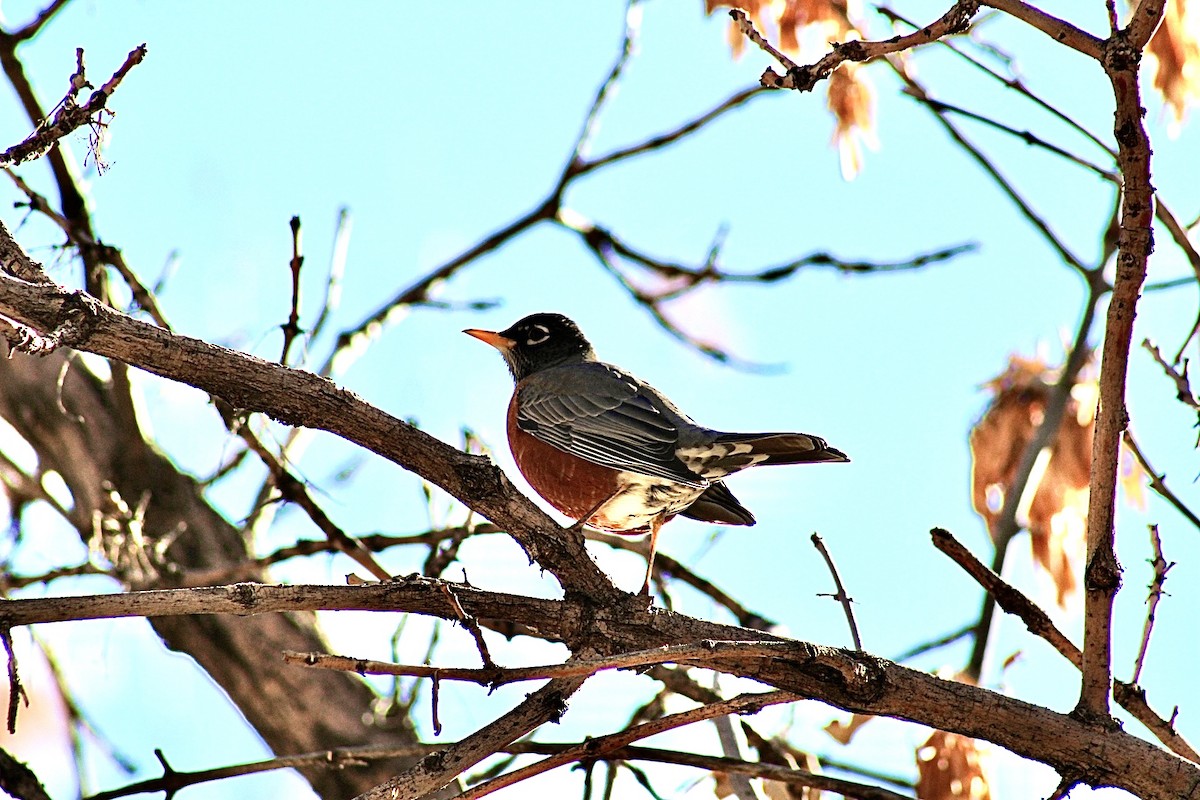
<box><xmin>463</xmin><ymin>328</ymin><xmax>517</xmax><ymax>351</ymax></box>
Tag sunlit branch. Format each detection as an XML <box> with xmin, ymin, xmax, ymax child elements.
<box><xmin>1121</xmin><ymin>431</ymin><xmax>1200</xmax><ymax>532</ymax></box>
<box><xmin>1130</xmin><ymin>525</ymin><xmax>1172</xmax><ymax>685</ymax></box>
<box><xmin>0</xmin><ymin>44</ymin><xmax>147</xmax><ymax>169</ymax></box>
<box><xmin>876</xmin><ymin>5</ymin><xmax>1113</xmax><ymax>154</ymax></box>
<box><xmin>1078</xmin><ymin>0</ymin><xmax>1165</xmax><ymax>721</ymax></box>
<box><xmin>84</xmin><ymin>739</ymin><xmax>908</xmax><ymax>800</ymax></box>
<box><xmin>811</xmin><ymin>533</ymin><xmax>862</xmax><ymax>651</ymax></box>
<box><xmin>730</xmin><ymin>2</ymin><xmax>980</xmax><ymax>91</ymax></box>
<box><xmin>284</xmin><ymin>640</ymin><xmax>820</xmax><ymax>687</ymax></box>
<box><xmin>932</xmin><ymin>528</ymin><xmax>1198</xmax><ymax>761</ymax></box>
<box><xmin>456</xmin><ymin>690</ymin><xmax>796</xmax><ymax>799</ymax></box>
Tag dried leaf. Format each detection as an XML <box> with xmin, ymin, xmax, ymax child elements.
<box><xmin>1145</xmin><ymin>0</ymin><xmax>1200</xmax><ymax>125</ymax></box>
<box><xmin>916</xmin><ymin>730</ymin><xmax>992</xmax><ymax>800</ymax></box>
<box><xmin>827</xmin><ymin>62</ymin><xmax>877</xmax><ymax>179</ymax></box>
<box><xmin>706</xmin><ymin>1</ymin><xmax>877</xmax><ymax>174</ymax></box>
<box><xmin>824</xmin><ymin>712</ymin><xmax>873</xmax><ymax>744</ymax></box>
<box><xmin>969</xmin><ymin>355</ymin><xmax>1093</xmax><ymax>606</ymax></box>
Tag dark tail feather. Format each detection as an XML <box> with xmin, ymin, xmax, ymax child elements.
<box><xmin>679</xmin><ymin>481</ymin><xmax>756</xmax><ymax>526</ymax></box>
<box><xmin>714</xmin><ymin>432</ymin><xmax>850</xmax><ymax>469</ymax></box>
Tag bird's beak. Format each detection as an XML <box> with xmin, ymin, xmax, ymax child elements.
<box><xmin>463</xmin><ymin>328</ymin><xmax>517</xmax><ymax>351</ymax></box>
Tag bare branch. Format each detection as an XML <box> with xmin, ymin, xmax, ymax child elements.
<box><xmin>980</xmin><ymin>0</ymin><xmax>1104</xmax><ymax>58</ymax></box>
<box><xmin>456</xmin><ymin>690</ymin><xmax>796</xmax><ymax>799</ymax></box>
<box><xmin>1130</xmin><ymin>525</ymin><xmax>1173</xmax><ymax>684</ymax></box>
<box><xmin>933</xmin><ymin>529</ymin><xmax>1081</xmax><ymax>667</ymax></box>
<box><xmin>0</xmin><ymin>44</ymin><xmax>147</xmax><ymax>169</ymax></box>
<box><xmin>84</xmin><ymin>739</ymin><xmax>909</xmax><ymax>800</ymax></box>
<box><xmin>1078</xmin><ymin>0</ymin><xmax>1165</xmax><ymax>721</ymax></box>
<box><xmin>357</xmin><ymin>676</ymin><xmax>588</xmax><ymax>800</ymax></box>
<box><xmin>811</xmin><ymin>533</ymin><xmax>862</xmax><ymax>651</ymax></box>
<box><xmin>284</xmin><ymin>640</ymin><xmax>829</xmax><ymax>687</ymax></box>
<box><xmin>932</xmin><ymin>528</ymin><xmax>1198</xmax><ymax>761</ymax></box>
<box><xmin>731</xmin><ymin>2</ymin><xmax>980</xmax><ymax>91</ymax></box>
<box><xmin>1122</xmin><ymin>431</ymin><xmax>1200</xmax><ymax>532</ymax></box>
<box><xmin>1143</xmin><ymin>338</ymin><xmax>1200</xmax><ymax>411</ymax></box>
<box><xmin>8</xmin><ymin>0</ymin><xmax>73</xmax><ymax>42</ymax></box>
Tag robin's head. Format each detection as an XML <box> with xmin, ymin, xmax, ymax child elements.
<box><xmin>465</xmin><ymin>312</ymin><xmax>596</xmax><ymax>381</ymax></box>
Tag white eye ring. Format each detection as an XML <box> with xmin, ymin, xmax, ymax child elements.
<box><xmin>525</xmin><ymin>324</ymin><xmax>550</xmax><ymax>346</ymax></box>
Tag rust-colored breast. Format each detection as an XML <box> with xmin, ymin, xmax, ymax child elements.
<box><xmin>507</xmin><ymin>390</ymin><xmax>623</xmax><ymax>522</ymax></box>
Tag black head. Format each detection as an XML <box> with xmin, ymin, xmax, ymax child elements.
<box><xmin>464</xmin><ymin>312</ymin><xmax>596</xmax><ymax>381</ymax></box>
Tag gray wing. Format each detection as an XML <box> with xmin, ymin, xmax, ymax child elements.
<box><xmin>516</xmin><ymin>363</ymin><xmax>706</xmax><ymax>488</ymax></box>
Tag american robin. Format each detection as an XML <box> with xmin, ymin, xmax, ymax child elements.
<box><xmin>465</xmin><ymin>312</ymin><xmax>849</xmax><ymax>595</ymax></box>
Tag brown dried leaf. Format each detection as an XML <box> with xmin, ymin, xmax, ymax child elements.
<box><xmin>916</xmin><ymin>730</ymin><xmax>992</xmax><ymax>800</ymax></box>
<box><xmin>706</xmin><ymin>1</ymin><xmax>876</xmax><ymax>174</ymax></box>
<box><xmin>824</xmin><ymin>712</ymin><xmax>874</xmax><ymax>744</ymax></box>
<box><xmin>827</xmin><ymin>62</ymin><xmax>877</xmax><ymax>179</ymax></box>
<box><xmin>1145</xmin><ymin>0</ymin><xmax>1200</xmax><ymax>124</ymax></box>
<box><xmin>969</xmin><ymin>356</ymin><xmax>1093</xmax><ymax>606</ymax></box>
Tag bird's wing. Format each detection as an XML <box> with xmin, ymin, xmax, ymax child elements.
<box><xmin>515</xmin><ymin>363</ymin><xmax>706</xmax><ymax>487</ymax></box>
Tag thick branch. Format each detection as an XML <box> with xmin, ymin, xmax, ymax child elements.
<box><xmin>3</xmin><ymin>580</ymin><xmax>1198</xmax><ymax>798</ymax></box>
<box><xmin>0</xmin><ymin>237</ymin><xmax>617</xmax><ymax>600</ymax></box>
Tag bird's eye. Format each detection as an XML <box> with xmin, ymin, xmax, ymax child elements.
<box><xmin>525</xmin><ymin>324</ymin><xmax>550</xmax><ymax>346</ymax></box>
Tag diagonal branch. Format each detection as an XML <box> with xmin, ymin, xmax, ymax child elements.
<box><xmin>356</xmin><ymin>676</ymin><xmax>588</xmax><ymax>800</ymax></box>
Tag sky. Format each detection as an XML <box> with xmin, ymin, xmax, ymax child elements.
<box><xmin>1</xmin><ymin>1</ymin><xmax>1198</xmax><ymax>798</ymax></box>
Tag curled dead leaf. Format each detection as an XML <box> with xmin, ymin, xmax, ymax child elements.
<box><xmin>969</xmin><ymin>356</ymin><xmax>1091</xmax><ymax>606</ymax></box>
<box><xmin>1144</xmin><ymin>0</ymin><xmax>1200</xmax><ymax>125</ymax></box>
<box><xmin>824</xmin><ymin>712</ymin><xmax>873</xmax><ymax>744</ymax></box>
<box><xmin>916</xmin><ymin>730</ymin><xmax>992</xmax><ymax>800</ymax></box>
<box><xmin>706</xmin><ymin>1</ymin><xmax>876</xmax><ymax>175</ymax></box>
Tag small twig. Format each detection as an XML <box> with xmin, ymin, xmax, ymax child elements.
<box><xmin>356</xmin><ymin>676</ymin><xmax>588</xmax><ymax>800</ymax></box>
<box><xmin>573</xmin><ymin>87</ymin><xmax>769</xmax><ymax>179</ymax></box>
<box><xmin>0</xmin><ymin>44</ymin><xmax>148</xmax><ymax>168</ymax></box>
<box><xmin>565</xmin><ymin>0</ymin><xmax>641</xmax><ymax>167</ymax></box>
<box><xmin>876</xmin><ymin>5</ymin><xmax>1113</xmax><ymax>156</ymax></box>
<box><xmin>932</xmin><ymin>528</ymin><xmax>1081</xmax><ymax>667</ymax></box>
<box><xmin>588</xmin><ymin>531</ymin><xmax>774</xmax><ymax>630</ymax></box>
<box><xmin>1143</xmin><ymin>339</ymin><xmax>1200</xmax><ymax>410</ymax></box>
<box><xmin>892</xmin><ymin>623</ymin><xmax>975</xmax><ymax>663</ymax></box>
<box><xmin>1047</xmin><ymin>775</ymin><xmax>1077</xmax><ymax>800</ymax></box>
<box><xmin>1122</xmin><ymin>431</ymin><xmax>1200</xmax><ymax>532</ymax></box>
<box><xmin>180</xmin><ymin>525</ymin><xmax>498</xmax><ymax>587</ymax></box>
<box><xmin>233</xmin><ymin>423</ymin><xmax>392</xmax><ymax>582</ymax></box>
<box><xmin>1130</xmin><ymin>525</ymin><xmax>1173</xmax><ymax>685</ymax></box>
<box><xmin>280</xmin><ymin>216</ymin><xmax>304</xmax><ymax>365</ymax></box>
<box><xmin>431</xmin><ymin>671</ymin><xmax>443</xmax><ymax>736</ymax></box>
<box><xmin>895</xmin><ymin>64</ymin><xmax>1094</xmax><ymax>277</ymax></box>
<box><xmin>440</xmin><ymin>581</ymin><xmax>496</xmax><ymax>670</ymax></box>
<box><xmin>307</xmin><ymin>207</ymin><xmax>352</xmax><ymax>343</ymax></box>
<box><xmin>456</xmin><ymin>690</ymin><xmax>797</xmax><ymax>799</ymax></box>
<box><xmin>810</xmin><ymin>533</ymin><xmax>862</xmax><ymax>651</ymax></box>
<box><xmin>2</xmin><ymin>625</ymin><xmax>25</xmax><ymax>733</ymax></box>
<box><xmin>83</xmin><ymin>739</ymin><xmax>909</xmax><ymax>800</ymax></box>
<box><xmin>10</xmin><ymin>0</ymin><xmax>73</xmax><ymax>42</ymax></box>
<box><xmin>283</xmin><ymin>640</ymin><xmax>813</xmax><ymax>686</ymax></box>
<box><xmin>3</xmin><ymin>169</ymin><xmax>171</xmax><ymax>327</ymax></box>
<box><xmin>728</xmin><ymin>10</ymin><xmax>800</xmax><ymax>75</ymax></box>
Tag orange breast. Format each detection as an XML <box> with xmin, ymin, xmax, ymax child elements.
<box><xmin>506</xmin><ymin>391</ymin><xmax>625</xmax><ymax>523</ymax></box>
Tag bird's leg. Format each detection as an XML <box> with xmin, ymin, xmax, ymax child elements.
<box><xmin>566</xmin><ymin>488</ymin><xmax>623</xmax><ymax>533</ymax></box>
<box><xmin>637</xmin><ymin>514</ymin><xmax>665</xmax><ymax>597</ymax></box>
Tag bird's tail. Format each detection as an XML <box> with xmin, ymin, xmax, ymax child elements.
<box><xmin>711</xmin><ymin>432</ymin><xmax>850</xmax><ymax>471</ymax></box>
<box><xmin>679</xmin><ymin>481</ymin><xmax>756</xmax><ymax>526</ymax></box>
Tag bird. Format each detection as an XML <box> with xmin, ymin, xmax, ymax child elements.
<box><xmin>465</xmin><ymin>312</ymin><xmax>849</xmax><ymax>595</ymax></box>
